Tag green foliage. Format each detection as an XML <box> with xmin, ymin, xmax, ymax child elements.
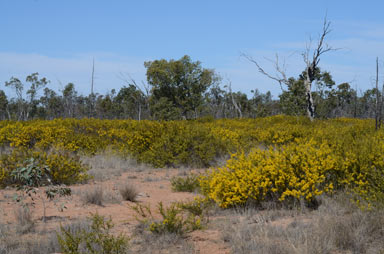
<box><xmin>132</xmin><ymin>200</ymin><xmax>205</xmax><ymax>235</ymax></box>
<box><xmin>0</xmin><ymin>148</ymin><xmax>90</xmax><ymax>187</ymax></box>
<box><xmin>57</xmin><ymin>213</ymin><xmax>129</xmax><ymax>254</ymax></box>
<box><xmin>136</xmin><ymin>122</ymin><xmax>223</xmax><ymax>167</ymax></box>
<box><xmin>279</xmin><ymin>78</ymin><xmax>307</xmax><ymax>116</ymax></box>
<box><xmin>11</xmin><ymin>158</ymin><xmax>50</xmax><ymax>190</ymax></box>
<box><xmin>149</xmin><ymin>97</ymin><xmax>182</xmax><ymax>120</ymax></box>
<box><xmin>114</xmin><ymin>84</ymin><xmax>146</xmax><ymax>119</ymax></box>
<box><xmin>176</xmin><ymin>197</ymin><xmax>211</xmax><ymax>218</ymax></box>
<box><xmin>10</xmin><ymin>157</ymin><xmax>72</xmax><ymax>222</ymax></box>
<box><xmin>171</xmin><ymin>173</ymin><xmax>200</xmax><ymax>192</ymax></box>
<box><xmin>145</xmin><ymin>55</ymin><xmax>219</xmax><ymax>119</ymax></box>
<box><xmin>149</xmin><ymin>202</ymin><xmax>190</xmax><ymax>234</ymax></box>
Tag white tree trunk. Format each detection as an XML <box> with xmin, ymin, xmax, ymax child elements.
<box><xmin>304</xmin><ymin>79</ymin><xmax>315</xmax><ymax>121</ymax></box>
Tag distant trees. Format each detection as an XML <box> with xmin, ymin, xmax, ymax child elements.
<box><xmin>5</xmin><ymin>73</ymin><xmax>49</xmax><ymax>120</ymax></box>
<box><xmin>145</xmin><ymin>55</ymin><xmax>219</xmax><ymax>120</ymax></box>
<box><xmin>0</xmin><ymin>55</ymin><xmax>381</xmax><ymax>121</ymax></box>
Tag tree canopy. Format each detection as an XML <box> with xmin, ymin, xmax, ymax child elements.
<box><xmin>145</xmin><ymin>55</ymin><xmax>219</xmax><ymax>119</ymax></box>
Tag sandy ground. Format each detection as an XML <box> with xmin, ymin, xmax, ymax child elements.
<box><xmin>0</xmin><ymin>168</ymin><xmax>231</xmax><ymax>254</ymax></box>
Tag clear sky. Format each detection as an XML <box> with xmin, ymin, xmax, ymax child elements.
<box><xmin>1</xmin><ymin>0</ymin><xmax>384</xmax><ymax>98</ymax></box>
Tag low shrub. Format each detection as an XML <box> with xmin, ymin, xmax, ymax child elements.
<box><xmin>132</xmin><ymin>200</ymin><xmax>205</xmax><ymax>235</ymax></box>
<box><xmin>0</xmin><ymin>148</ymin><xmax>90</xmax><ymax>187</ymax></box>
<box><xmin>200</xmin><ymin>134</ymin><xmax>384</xmax><ymax>209</ymax></box>
<box><xmin>10</xmin><ymin>157</ymin><xmax>72</xmax><ymax>223</ymax></box>
<box><xmin>170</xmin><ymin>173</ymin><xmax>200</xmax><ymax>192</ymax></box>
<box><xmin>200</xmin><ymin>140</ymin><xmax>338</xmax><ymax>208</ymax></box>
<box><xmin>57</xmin><ymin>213</ymin><xmax>129</xmax><ymax>254</ymax></box>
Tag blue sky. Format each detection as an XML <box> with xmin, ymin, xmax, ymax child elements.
<box><xmin>1</xmin><ymin>0</ymin><xmax>384</xmax><ymax>98</ymax></box>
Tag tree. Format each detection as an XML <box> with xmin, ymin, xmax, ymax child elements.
<box><xmin>62</xmin><ymin>83</ymin><xmax>77</xmax><ymax>118</ymax></box>
<box><xmin>115</xmin><ymin>84</ymin><xmax>147</xmax><ymax>120</ymax></box>
<box><xmin>0</xmin><ymin>90</ymin><xmax>9</xmax><ymax>120</ymax></box>
<box><xmin>5</xmin><ymin>77</ymin><xmax>25</xmax><ymax>120</ymax></box>
<box><xmin>39</xmin><ymin>88</ymin><xmax>63</xmax><ymax>119</ymax></box>
<box><xmin>279</xmin><ymin>78</ymin><xmax>307</xmax><ymax>116</ymax></box>
<box><xmin>249</xmin><ymin>89</ymin><xmax>274</xmax><ymax>117</ymax></box>
<box><xmin>145</xmin><ymin>55</ymin><xmax>218</xmax><ymax>119</ymax></box>
<box><xmin>25</xmin><ymin>73</ymin><xmax>49</xmax><ymax>119</ymax></box>
<box><xmin>243</xmin><ymin>17</ymin><xmax>336</xmax><ymax>121</ymax></box>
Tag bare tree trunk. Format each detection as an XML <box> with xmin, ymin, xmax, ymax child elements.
<box><xmin>228</xmin><ymin>81</ymin><xmax>242</xmax><ymax>118</ymax></box>
<box><xmin>304</xmin><ymin>78</ymin><xmax>315</xmax><ymax>121</ymax></box>
<box><xmin>138</xmin><ymin>103</ymin><xmax>141</xmax><ymax>121</ymax></box>
<box><xmin>375</xmin><ymin>57</ymin><xmax>379</xmax><ymax>130</ymax></box>
<box><xmin>381</xmin><ymin>78</ymin><xmax>384</xmax><ymax>127</ymax></box>
<box><xmin>6</xmin><ymin>106</ymin><xmax>11</xmax><ymax>120</ymax></box>
<box><xmin>243</xmin><ymin>17</ymin><xmax>334</xmax><ymax>121</ymax></box>
<box><xmin>90</xmin><ymin>58</ymin><xmax>95</xmax><ymax>118</ymax></box>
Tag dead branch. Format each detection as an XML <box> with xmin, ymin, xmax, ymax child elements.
<box><xmin>241</xmin><ymin>53</ymin><xmax>288</xmax><ymax>91</ymax></box>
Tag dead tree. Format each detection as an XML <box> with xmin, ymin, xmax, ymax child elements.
<box><xmin>375</xmin><ymin>57</ymin><xmax>380</xmax><ymax>129</ymax></box>
<box><xmin>243</xmin><ymin>17</ymin><xmax>335</xmax><ymax>121</ymax></box>
<box><xmin>226</xmin><ymin>80</ymin><xmax>242</xmax><ymax>118</ymax></box>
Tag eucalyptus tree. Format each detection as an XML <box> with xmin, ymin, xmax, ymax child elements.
<box><xmin>145</xmin><ymin>55</ymin><xmax>219</xmax><ymax>119</ymax></box>
<box><xmin>243</xmin><ymin>17</ymin><xmax>336</xmax><ymax>121</ymax></box>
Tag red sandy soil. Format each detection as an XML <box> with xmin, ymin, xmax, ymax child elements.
<box><xmin>0</xmin><ymin>169</ymin><xmax>231</xmax><ymax>254</ymax></box>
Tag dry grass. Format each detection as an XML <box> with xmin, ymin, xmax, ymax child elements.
<box><xmin>131</xmin><ymin>223</ymin><xmax>195</xmax><ymax>254</ymax></box>
<box><xmin>119</xmin><ymin>183</ymin><xmax>138</xmax><ymax>202</ymax></box>
<box><xmin>15</xmin><ymin>206</ymin><xmax>34</xmax><ymax>234</ymax></box>
<box><xmin>79</xmin><ymin>185</ymin><xmax>124</xmax><ymax>206</ymax></box>
<box><xmin>82</xmin><ymin>152</ymin><xmax>135</xmax><ymax>181</ymax></box>
<box><xmin>0</xmin><ymin>226</ymin><xmax>60</xmax><ymax>254</ymax></box>
<box><xmin>81</xmin><ymin>186</ymin><xmax>104</xmax><ymax>206</ymax></box>
<box><xmin>219</xmin><ymin>194</ymin><xmax>384</xmax><ymax>254</ymax></box>
<box><xmin>82</xmin><ymin>152</ymin><xmax>152</xmax><ymax>181</ymax></box>
<box><xmin>103</xmin><ymin>188</ymin><xmax>123</xmax><ymax>204</ymax></box>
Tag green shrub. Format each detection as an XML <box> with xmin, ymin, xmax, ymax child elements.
<box><xmin>11</xmin><ymin>158</ymin><xmax>72</xmax><ymax>223</ymax></box>
<box><xmin>170</xmin><ymin>173</ymin><xmax>200</xmax><ymax>192</ymax></box>
<box><xmin>0</xmin><ymin>148</ymin><xmax>90</xmax><ymax>187</ymax></box>
<box><xmin>132</xmin><ymin>200</ymin><xmax>205</xmax><ymax>235</ymax></box>
<box><xmin>57</xmin><ymin>213</ymin><xmax>129</xmax><ymax>254</ymax></box>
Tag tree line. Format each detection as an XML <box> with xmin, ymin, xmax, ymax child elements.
<box><xmin>0</xmin><ymin>54</ymin><xmax>380</xmax><ymax>121</ymax></box>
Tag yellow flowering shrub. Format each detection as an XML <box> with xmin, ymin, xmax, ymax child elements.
<box><xmin>0</xmin><ymin>115</ymin><xmax>384</xmax><ymax>206</ymax></box>
<box><xmin>0</xmin><ymin>148</ymin><xmax>90</xmax><ymax>187</ymax></box>
<box><xmin>200</xmin><ymin>118</ymin><xmax>384</xmax><ymax>208</ymax></box>
<box><xmin>200</xmin><ymin>140</ymin><xmax>339</xmax><ymax>208</ymax></box>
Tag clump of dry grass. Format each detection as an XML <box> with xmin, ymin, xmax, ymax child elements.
<box><xmin>220</xmin><ymin>193</ymin><xmax>384</xmax><ymax>254</ymax></box>
<box><xmin>119</xmin><ymin>183</ymin><xmax>138</xmax><ymax>202</ymax></box>
<box><xmin>132</xmin><ymin>223</ymin><xmax>195</xmax><ymax>254</ymax></box>
<box><xmin>103</xmin><ymin>189</ymin><xmax>123</xmax><ymax>204</ymax></box>
<box><xmin>0</xmin><ymin>224</ymin><xmax>61</xmax><ymax>254</ymax></box>
<box><xmin>15</xmin><ymin>206</ymin><xmax>34</xmax><ymax>234</ymax></box>
<box><xmin>82</xmin><ymin>152</ymin><xmax>153</xmax><ymax>181</ymax></box>
<box><xmin>81</xmin><ymin>186</ymin><xmax>104</xmax><ymax>206</ymax></box>
<box><xmin>80</xmin><ymin>185</ymin><xmax>124</xmax><ymax>205</ymax></box>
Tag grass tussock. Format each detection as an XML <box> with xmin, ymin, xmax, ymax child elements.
<box><xmin>0</xmin><ymin>227</ymin><xmax>60</xmax><ymax>254</ymax></box>
<box><xmin>81</xmin><ymin>186</ymin><xmax>104</xmax><ymax>206</ymax></box>
<box><xmin>131</xmin><ymin>228</ymin><xmax>195</xmax><ymax>254</ymax></box>
<box><xmin>119</xmin><ymin>183</ymin><xmax>138</xmax><ymax>202</ymax></box>
<box><xmin>15</xmin><ymin>206</ymin><xmax>34</xmax><ymax>234</ymax></box>
<box><xmin>220</xmin><ymin>194</ymin><xmax>384</xmax><ymax>254</ymax></box>
<box><xmin>83</xmin><ymin>153</ymin><xmax>133</xmax><ymax>181</ymax></box>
